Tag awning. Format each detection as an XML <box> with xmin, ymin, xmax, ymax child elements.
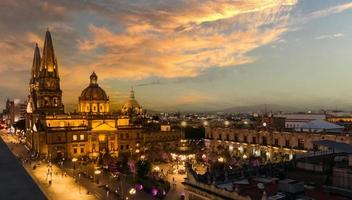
<box><xmin>312</xmin><ymin>140</ymin><xmax>352</xmax><ymax>154</ymax></box>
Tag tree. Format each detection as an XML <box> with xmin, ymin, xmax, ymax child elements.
<box><xmin>136</xmin><ymin>160</ymin><xmax>152</xmax><ymax>178</ymax></box>
<box><xmin>13</xmin><ymin>119</ymin><xmax>26</xmax><ymax>131</ymax></box>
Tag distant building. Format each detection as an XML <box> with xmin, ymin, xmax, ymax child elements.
<box><xmin>275</xmin><ymin>113</ymin><xmax>326</xmax><ymax>129</ymax></box>
<box><xmin>1</xmin><ymin>98</ymin><xmax>26</xmax><ymax>128</ymax></box>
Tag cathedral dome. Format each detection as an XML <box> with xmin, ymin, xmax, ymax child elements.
<box><xmin>121</xmin><ymin>88</ymin><xmax>143</xmax><ymax>115</ymax></box>
<box><xmin>79</xmin><ymin>72</ymin><xmax>109</xmax><ymax>101</ymax></box>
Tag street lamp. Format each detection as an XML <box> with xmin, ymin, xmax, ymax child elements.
<box><xmin>72</xmin><ymin>157</ymin><xmax>78</xmax><ymax>179</ymax></box>
<box><xmin>218</xmin><ymin>157</ymin><xmax>224</xmax><ymax>163</ymax></box>
<box><xmin>224</xmin><ymin>121</ymin><xmax>230</xmax><ymax>127</ymax></box>
<box><xmin>181</xmin><ymin>121</ymin><xmax>187</xmax><ymax>139</ymax></box>
<box><xmin>94</xmin><ymin>170</ymin><xmax>101</xmax><ymax>184</ymax></box>
<box><xmin>140</xmin><ymin>155</ymin><xmax>145</xmax><ymax>160</ymax></box>
<box><xmin>129</xmin><ymin>188</ymin><xmax>136</xmax><ymax>199</ymax></box>
<box><xmin>203</xmin><ymin>121</ymin><xmax>209</xmax><ymax>127</ymax></box>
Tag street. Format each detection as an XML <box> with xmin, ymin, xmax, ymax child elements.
<box><xmin>0</xmin><ymin>130</ymin><xmax>186</xmax><ymax>200</ymax></box>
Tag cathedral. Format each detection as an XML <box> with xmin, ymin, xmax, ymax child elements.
<box><xmin>25</xmin><ymin>30</ymin><xmax>181</xmax><ymax>160</ymax></box>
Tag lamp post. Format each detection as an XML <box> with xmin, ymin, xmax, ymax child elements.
<box><xmin>94</xmin><ymin>169</ymin><xmax>101</xmax><ymax>184</ymax></box>
<box><xmin>181</xmin><ymin>121</ymin><xmax>187</xmax><ymax>139</ymax></box>
<box><xmin>72</xmin><ymin>157</ymin><xmax>78</xmax><ymax>179</ymax></box>
<box><xmin>129</xmin><ymin>188</ymin><xmax>136</xmax><ymax>200</ymax></box>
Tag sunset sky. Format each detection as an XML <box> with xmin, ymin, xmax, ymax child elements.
<box><xmin>1</xmin><ymin>0</ymin><xmax>352</xmax><ymax>112</ymax></box>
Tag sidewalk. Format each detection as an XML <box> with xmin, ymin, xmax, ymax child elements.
<box><xmin>23</xmin><ymin>162</ymin><xmax>96</xmax><ymax>200</ymax></box>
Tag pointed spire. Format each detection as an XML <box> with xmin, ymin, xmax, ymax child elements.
<box><xmin>31</xmin><ymin>43</ymin><xmax>41</xmax><ymax>82</ymax></box>
<box><xmin>130</xmin><ymin>87</ymin><xmax>135</xmax><ymax>99</ymax></box>
<box><xmin>41</xmin><ymin>29</ymin><xmax>58</xmax><ymax>75</ymax></box>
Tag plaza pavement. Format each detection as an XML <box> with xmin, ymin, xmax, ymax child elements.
<box><xmin>1</xmin><ymin>130</ymin><xmax>95</xmax><ymax>200</ymax></box>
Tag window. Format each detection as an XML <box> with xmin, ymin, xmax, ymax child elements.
<box><xmin>57</xmin><ymin>136</ymin><xmax>61</xmax><ymax>142</ymax></box>
<box><xmin>80</xmin><ymin>134</ymin><xmax>84</xmax><ymax>140</ymax></box>
<box><xmin>252</xmin><ymin>137</ymin><xmax>256</xmax><ymax>144</ymax></box>
<box><xmin>234</xmin><ymin>135</ymin><xmax>238</xmax><ymax>142</ymax></box>
<box><xmin>244</xmin><ymin>136</ymin><xmax>247</xmax><ymax>143</ymax></box>
<box><xmin>73</xmin><ymin>148</ymin><xmax>77</xmax><ymax>154</ymax></box>
<box><xmin>120</xmin><ymin>145</ymin><xmax>124</xmax><ymax>150</ymax></box>
<box><xmin>92</xmin><ymin>144</ymin><xmax>96</xmax><ymax>151</ymax></box>
<box><xmin>226</xmin><ymin>134</ymin><xmax>229</xmax><ymax>141</ymax></box>
<box><xmin>218</xmin><ymin>134</ymin><xmax>222</xmax><ymax>140</ymax></box>
<box><xmin>100</xmin><ymin>105</ymin><xmax>104</xmax><ymax>112</ymax></box>
<box><xmin>298</xmin><ymin>139</ymin><xmax>304</xmax><ymax>149</ymax></box>
<box><xmin>126</xmin><ymin>133</ymin><xmax>130</xmax><ymax>139</ymax></box>
<box><xmin>274</xmin><ymin>139</ymin><xmax>279</xmax><ymax>146</ymax></box>
<box><xmin>93</xmin><ymin>106</ymin><xmax>96</xmax><ymax>112</ymax></box>
<box><xmin>262</xmin><ymin>136</ymin><xmax>267</xmax><ymax>145</ymax></box>
<box><xmin>126</xmin><ymin>145</ymin><xmax>129</xmax><ymax>150</ymax></box>
<box><xmin>80</xmin><ymin>148</ymin><xmax>84</xmax><ymax>153</ymax></box>
<box><xmin>53</xmin><ymin>98</ymin><xmax>58</xmax><ymax>106</ymax></box>
<box><xmin>285</xmin><ymin>139</ymin><xmax>290</xmax><ymax>147</ymax></box>
<box><xmin>73</xmin><ymin>135</ymin><xmax>77</xmax><ymax>141</ymax></box>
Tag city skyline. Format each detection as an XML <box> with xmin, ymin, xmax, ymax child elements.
<box><xmin>1</xmin><ymin>0</ymin><xmax>352</xmax><ymax>112</ymax></box>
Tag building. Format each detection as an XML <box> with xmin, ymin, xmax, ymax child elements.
<box><xmin>275</xmin><ymin>113</ymin><xmax>326</xmax><ymax>129</ymax></box>
<box><xmin>25</xmin><ymin>30</ymin><xmax>182</xmax><ymax>160</ymax></box>
<box><xmin>205</xmin><ymin>125</ymin><xmax>352</xmax><ymax>160</ymax></box>
<box><xmin>2</xmin><ymin>98</ymin><xmax>26</xmax><ymax>128</ymax></box>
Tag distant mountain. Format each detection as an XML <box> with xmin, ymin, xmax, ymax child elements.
<box><xmin>217</xmin><ymin>104</ymin><xmax>300</xmax><ymax>113</ymax></box>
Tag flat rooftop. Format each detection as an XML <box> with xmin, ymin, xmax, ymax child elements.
<box><xmin>0</xmin><ymin>138</ymin><xmax>46</xmax><ymax>200</ymax></box>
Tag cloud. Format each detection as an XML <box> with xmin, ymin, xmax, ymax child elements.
<box><xmin>76</xmin><ymin>0</ymin><xmax>296</xmax><ymax>79</ymax></box>
<box><xmin>315</xmin><ymin>33</ymin><xmax>344</xmax><ymax>40</ymax></box>
<box><xmin>308</xmin><ymin>2</ymin><xmax>352</xmax><ymax>19</ymax></box>
<box><xmin>1</xmin><ymin>0</ymin><xmax>352</xmax><ymax>110</ymax></box>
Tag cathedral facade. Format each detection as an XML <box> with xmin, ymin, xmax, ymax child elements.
<box><xmin>25</xmin><ymin>30</ymin><xmax>181</xmax><ymax>160</ymax></box>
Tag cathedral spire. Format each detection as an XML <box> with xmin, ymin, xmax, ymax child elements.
<box><xmin>41</xmin><ymin>29</ymin><xmax>58</xmax><ymax>76</ymax></box>
<box><xmin>31</xmin><ymin>43</ymin><xmax>41</xmax><ymax>83</ymax></box>
<box><xmin>130</xmin><ymin>87</ymin><xmax>135</xmax><ymax>99</ymax></box>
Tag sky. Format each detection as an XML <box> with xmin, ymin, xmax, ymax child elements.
<box><xmin>0</xmin><ymin>0</ymin><xmax>352</xmax><ymax>112</ymax></box>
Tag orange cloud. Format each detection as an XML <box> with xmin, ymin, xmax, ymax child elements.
<box><xmin>76</xmin><ymin>1</ymin><xmax>296</xmax><ymax>79</ymax></box>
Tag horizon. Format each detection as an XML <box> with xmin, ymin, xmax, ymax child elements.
<box><xmin>1</xmin><ymin>0</ymin><xmax>352</xmax><ymax>112</ymax></box>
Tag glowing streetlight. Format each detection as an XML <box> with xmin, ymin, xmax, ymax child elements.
<box><xmin>129</xmin><ymin>188</ymin><xmax>136</xmax><ymax>195</ymax></box>
<box><xmin>262</xmin><ymin>122</ymin><xmax>267</xmax><ymax>127</ymax></box>
<box><xmin>203</xmin><ymin>121</ymin><xmax>209</xmax><ymax>126</ymax></box>
<box><xmin>135</xmin><ymin>149</ymin><xmax>140</xmax><ymax>153</ymax></box>
<box><xmin>218</xmin><ymin>157</ymin><xmax>224</xmax><ymax>163</ymax></box>
<box><xmin>224</xmin><ymin>121</ymin><xmax>230</xmax><ymax>127</ymax></box>
<box><xmin>201</xmin><ymin>154</ymin><xmax>207</xmax><ymax>160</ymax></box>
<box><xmin>72</xmin><ymin>157</ymin><xmax>78</xmax><ymax>178</ymax></box>
<box><xmin>153</xmin><ymin>166</ymin><xmax>160</xmax><ymax>172</ymax></box>
<box><xmin>140</xmin><ymin>155</ymin><xmax>145</xmax><ymax>160</ymax></box>
<box><xmin>181</xmin><ymin>121</ymin><xmax>187</xmax><ymax>127</ymax></box>
<box><xmin>229</xmin><ymin>145</ymin><xmax>234</xmax><ymax>152</ymax></box>
<box><xmin>244</xmin><ymin>121</ymin><xmax>248</xmax><ymax>125</ymax></box>
<box><xmin>243</xmin><ymin>154</ymin><xmax>248</xmax><ymax>159</ymax></box>
<box><xmin>94</xmin><ymin>170</ymin><xmax>101</xmax><ymax>184</ymax></box>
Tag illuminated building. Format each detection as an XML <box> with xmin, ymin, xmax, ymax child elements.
<box><xmin>25</xmin><ymin>30</ymin><xmax>182</xmax><ymax>159</ymax></box>
<box><xmin>205</xmin><ymin>126</ymin><xmax>352</xmax><ymax>159</ymax></box>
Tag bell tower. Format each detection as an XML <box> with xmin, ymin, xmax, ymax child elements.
<box><xmin>34</xmin><ymin>29</ymin><xmax>64</xmax><ymax>115</ymax></box>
